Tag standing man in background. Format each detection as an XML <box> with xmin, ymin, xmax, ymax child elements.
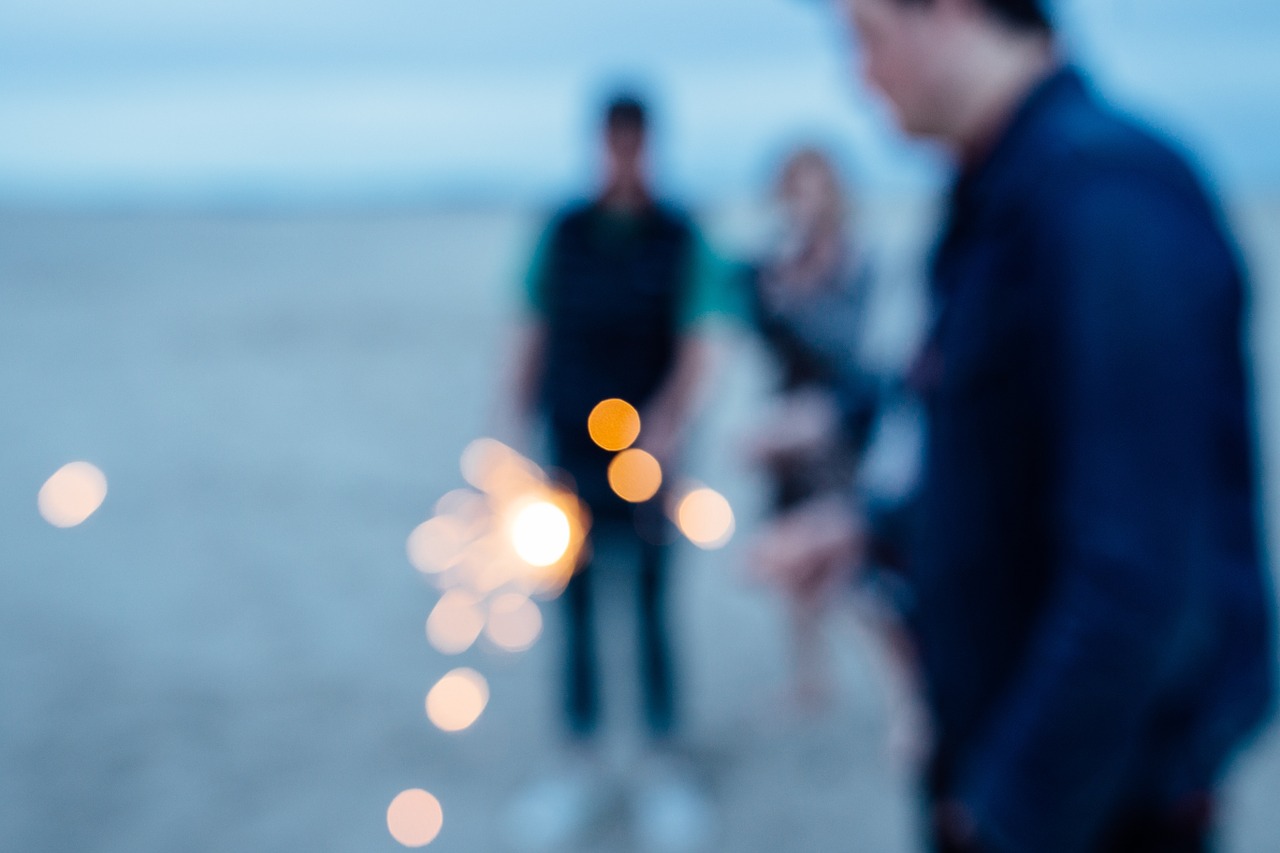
<box><xmin>505</xmin><ymin>93</ymin><xmax>717</xmax><ymax>852</ymax></box>
<box><xmin>813</xmin><ymin>0</ymin><xmax>1276</xmax><ymax>850</ymax></box>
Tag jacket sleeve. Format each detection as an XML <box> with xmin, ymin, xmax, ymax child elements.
<box><xmin>957</xmin><ymin>167</ymin><xmax>1238</xmax><ymax>852</ymax></box>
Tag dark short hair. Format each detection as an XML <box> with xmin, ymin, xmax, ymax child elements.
<box><xmin>985</xmin><ymin>0</ymin><xmax>1052</xmax><ymax>30</ymax></box>
<box><xmin>900</xmin><ymin>0</ymin><xmax>1052</xmax><ymax>32</ymax></box>
<box><xmin>604</xmin><ymin>94</ymin><xmax>648</xmax><ymax>132</ymax></box>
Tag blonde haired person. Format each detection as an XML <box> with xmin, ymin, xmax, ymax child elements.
<box><xmin>744</xmin><ymin>146</ymin><xmax>878</xmax><ymax>712</ymax></box>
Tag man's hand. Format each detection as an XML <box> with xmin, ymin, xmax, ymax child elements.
<box><xmin>494</xmin><ymin>320</ymin><xmax>546</xmax><ymax>456</ymax></box>
<box><xmin>743</xmin><ymin>388</ymin><xmax>841</xmax><ymax>468</ymax></box>
<box><xmin>637</xmin><ymin>399</ymin><xmax>683</xmax><ymax>472</ymax></box>
<box><xmin>750</xmin><ymin>493</ymin><xmax>864</xmax><ymax>598</ymax></box>
<box><xmin>637</xmin><ymin>335</ymin><xmax>711</xmax><ymax>472</ymax></box>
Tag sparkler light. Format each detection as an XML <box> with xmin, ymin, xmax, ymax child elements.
<box><xmin>588</xmin><ymin>398</ymin><xmax>642</xmax><ymax>451</ymax></box>
<box><xmin>396</xmin><ymin>435</ymin><xmax>735</xmax><ymax>842</ymax></box>
<box><xmin>509</xmin><ymin>500</ymin><xmax>572</xmax><ymax>567</ymax></box>
<box><xmin>607</xmin><ymin>448</ymin><xmax>662</xmax><ymax>503</ymax></box>
<box><xmin>408</xmin><ymin>439</ymin><xmax>588</xmax><ymax>601</ymax></box>
<box><xmin>397</xmin><ymin>440</ymin><xmax>591</xmax><ymax>840</ymax></box>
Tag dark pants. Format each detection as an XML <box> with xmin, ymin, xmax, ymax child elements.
<box><xmin>550</xmin><ymin>425</ymin><xmax>676</xmax><ymax>741</ymax></box>
<box><xmin>562</xmin><ymin>524</ymin><xmax>675</xmax><ymax>740</ymax></box>
<box><xmin>926</xmin><ymin>753</ymin><xmax>1213</xmax><ymax>853</ymax></box>
<box><xmin>1093</xmin><ymin>798</ymin><xmax>1214</xmax><ymax>853</ymax></box>
<box><xmin>929</xmin><ymin>800</ymin><xmax>1213</xmax><ymax>853</ymax></box>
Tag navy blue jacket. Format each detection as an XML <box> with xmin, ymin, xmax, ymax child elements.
<box><xmin>536</xmin><ymin>201</ymin><xmax>694</xmax><ymax>433</ymax></box>
<box><xmin>908</xmin><ymin>66</ymin><xmax>1275</xmax><ymax>851</ymax></box>
<box><xmin>533</xmin><ymin>201</ymin><xmax>695</xmax><ymax>515</ymax></box>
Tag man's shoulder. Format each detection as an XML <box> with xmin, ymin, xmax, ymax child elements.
<box><xmin>649</xmin><ymin>197</ymin><xmax>691</xmax><ymax>218</ymax></box>
<box><xmin>1013</xmin><ymin>82</ymin><xmax>1243</xmax><ymax>295</ymax></box>
<box><xmin>542</xmin><ymin>199</ymin><xmax>693</xmax><ymax>234</ymax></box>
<box><xmin>544</xmin><ymin>199</ymin><xmax>596</xmax><ymax>234</ymax></box>
<box><xmin>1034</xmin><ymin>82</ymin><xmax>1207</xmax><ymax>208</ymax></box>
<box><xmin>647</xmin><ymin>199</ymin><xmax>697</xmax><ymax>237</ymax></box>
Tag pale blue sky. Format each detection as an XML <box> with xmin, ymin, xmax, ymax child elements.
<box><xmin>1</xmin><ymin>0</ymin><xmax>1276</xmax><ymax>204</ymax></box>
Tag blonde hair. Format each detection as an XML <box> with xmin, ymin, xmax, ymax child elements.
<box><xmin>775</xmin><ymin>146</ymin><xmax>852</xmax><ymax>237</ymax></box>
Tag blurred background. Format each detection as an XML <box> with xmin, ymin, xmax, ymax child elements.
<box><xmin>2</xmin><ymin>0</ymin><xmax>1278</xmax><ymax>850</ymax></box>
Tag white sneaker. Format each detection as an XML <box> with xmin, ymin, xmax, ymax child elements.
<box><xmin>503</xmin><ymin>763</ymin><xmax>611</xmax><ymax>852</ymax></box>
<box><xmin>633</xmin><ymin>760</ymin><xmax>716</xmax><ymax>852</ymax></box>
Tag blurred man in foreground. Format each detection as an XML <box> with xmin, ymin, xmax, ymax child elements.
<box><xmin>505</xmin><ymin>93</ymin><xmax>716</xmax><ymax>851</ymax></box>
<box><xmin>762</xmin><ymin>0</ymin><xmax>1277</xmax><ymax>849</ymax></box>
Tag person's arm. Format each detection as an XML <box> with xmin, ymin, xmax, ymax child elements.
<box><xmin>637</xmin><ymin>226</ymin><xmax>723</xmax><ymax>466</ymax></box>
<box><xmin>950</xmin><ymin>170</ymin><xmax>1234</xmax><ymax>852</ymax></box>
<box><xmin>505</xmin><ymin>320</ymin><xmax>546</xmax><ymax>434</ymax></box>
<box><xmin>494</xmin><ymin>220</ymin><xmax>556</xmax><ymax>447</ymax></box>
<box><xmin>781</xmin><ymin>275</ymin><xmax>880</xmax><ymax>453</ymax></box>
<box><xmin>637</xmin><ymin>334</ymin><xmax>710</xmax><ymax>468</ymax></box>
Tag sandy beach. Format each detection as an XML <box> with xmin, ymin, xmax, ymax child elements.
<box><xmin>3</xmin><ymin>199</ymin><xmax>1279</xmax><ymax>852</ymax></box>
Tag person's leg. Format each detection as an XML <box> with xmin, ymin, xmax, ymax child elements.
<box><xmin>787</xmin><ymin>585</ymin><xmax>834</xmax><ymax>711</ymax></box>
<box><xmin>550</xmin><ymin>430</ymin><xmax>607</xmax><ymax>741</ymax></box>
<box><xmin>632</xmin><ymin>531</ymin><xmax>722</xmax><ymax>849</ymax></box>
<box><xmin>562</xmin><ymin>558</ymin><xmax>600</xmax><ymax>739</ymax></box>
<box><xmin>638</xmin><ymin>536</ymin><xmax>675</xmax><ymax>738</ymax></box>
<box><xmin>925</xmin><ymin>804</ymin><xmax>1215</xmax><ymax>853</ymax></box>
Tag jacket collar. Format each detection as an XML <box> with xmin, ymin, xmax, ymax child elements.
<box><xmin>950</xmin><ymin>64</ymin><xmax>1089</xmax><ymax>215</ymax></box>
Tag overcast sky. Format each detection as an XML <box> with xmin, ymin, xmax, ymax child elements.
<box><xmin>1</xmin><ymin>0</ymin><xmax>1276</xmax><ymax>205</ymax></box>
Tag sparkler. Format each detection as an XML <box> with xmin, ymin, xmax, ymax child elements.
<box><xmin>391</xmin><ymin>403</ymin><xmax>735</xmax><ymax>846</ymax></box>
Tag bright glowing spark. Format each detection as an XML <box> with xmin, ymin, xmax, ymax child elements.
<box><xmin>510</xmin><ymin>501</ymin><xmax>572</xmax><ymax>567</ymax></box>
<box><xmin>588</xmin><ymin>398</ymin><xmax>642</xmax><ymax>451</ymax></box>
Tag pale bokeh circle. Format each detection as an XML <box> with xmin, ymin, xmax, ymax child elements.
<box><xmin>485</xmin><ymin>593</ymin><xmax>543</xmax><ymax>652</ymax></box>
<box><xmin>426</xmin><ymin>590</ymin><xmax>484</xmax><ymax>655</ymax></box>
<box><xmin>387</xmin><ymin>788</ymin><xmax>443</xmax><ymax>847</ymax></box>
<box><xmin>406</xmin><ymin>516</ymin><xmax>465</xmax><ymax>574</ymax></box>
<box><xmin>676</xmin><ymin>488</ymin><xmax>735</xmax><ymax>549</ymax></box>
<box><xmin>38</xmin><ymin>461</ymin><xmax>108</xmax><ymax>528</ymax></box>
<box><xmin>426</xmin><ymin>667</ymin><xmax>490</xmax><ymax>733</ymax></box>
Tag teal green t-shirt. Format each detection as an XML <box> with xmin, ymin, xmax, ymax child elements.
<box><xmin>523</xmin><ymin>208</ymin><xmax>739</xmax><ymax>332</ymax></box>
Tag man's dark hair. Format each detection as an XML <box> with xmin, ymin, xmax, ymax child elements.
<box><xmin>604</xmin><ymin>94</ymin><xmax>648</xmax><ymax>132</ymax></box>
<box><xmin>901</xmin><ymin>0</ymin><xmax>1052</xmax><ymax>32</ymax></box>
<box><xmin>984</xmin><ymin>0</ymin><xmax>1052</xmax><ymax>30</ymax></box>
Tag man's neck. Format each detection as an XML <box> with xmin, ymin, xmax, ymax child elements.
<box><xmin>951</xmin><ymin>36</ymin><xmax>1059</xmax><ymax>168</ymax></box>
<box><xmin>600</xmin><ymin>178</ymin><xmax>651</xmax><ymax>213</ymax></box>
